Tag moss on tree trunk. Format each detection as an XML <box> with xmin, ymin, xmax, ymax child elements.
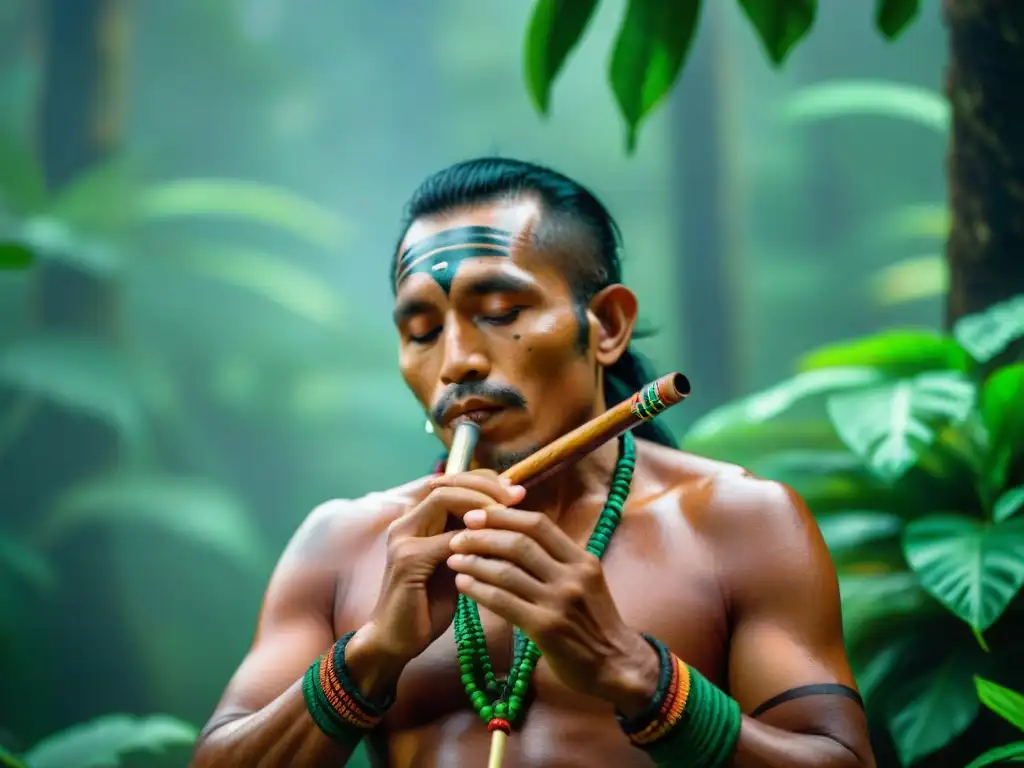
<box><xmin>943</xmin><ymin>0</ymin><xmax>1024</xmax><ymax>340</ymax></box>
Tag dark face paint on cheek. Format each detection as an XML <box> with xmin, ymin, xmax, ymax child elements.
<box><xmin>396</xmin><ymin>226</ymin><xmax>513</xmax><ymax>293</ymax></box>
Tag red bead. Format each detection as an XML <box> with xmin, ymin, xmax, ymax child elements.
<box><xmin>488</xmin><ymin>718</ymin><xmax>511</xmax><ymax>734</ymax></box>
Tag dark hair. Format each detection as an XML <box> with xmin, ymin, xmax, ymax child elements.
<box><xmin>393</xmin><ymin>156</ymin><xmax>676</xmax><ymax>449</ymax></box>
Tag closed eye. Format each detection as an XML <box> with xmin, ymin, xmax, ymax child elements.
<box><xmin>480</xmin><ymin>307</ymin><xmax>523</xmax><ymax>326</ymax></box>
<box><xmin>408</xmin><ymin>327</ymin><xmax>442</xmax><ymax>344</ymax></box>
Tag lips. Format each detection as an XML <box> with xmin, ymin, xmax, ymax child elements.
<box><xmin>443</xmin><ymin>399</ymin><xmax>504</xmax><ymax>429</ymax></box>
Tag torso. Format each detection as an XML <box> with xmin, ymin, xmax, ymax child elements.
<box><xmin>328</xmin><ymin>442</ymin><xmax>742</xmax><ymax>768</ymax></box>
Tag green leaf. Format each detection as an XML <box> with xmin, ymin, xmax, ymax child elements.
<box><xmin>686</xmin><ymin>367</ymin><xmax>885</xmax><ymax>442</ymax></box>
<box><xmin>134</xmin><ymin>179</ymin><xmax>348</xmax><ymax>250</ymax></box>
<box><xmin>954</xmin><ymin>294</ymin><xmax>1024</xmax><ymax>365</ymax></box>
<box><xmin>965</xmin><ymin>742</ymin><xmax>1024</xmax><ymax>768</ymax></box>
<box><xmin>0</xmin><ymin>334</ymin><xmax>149</xmax><ymax>440</ymax></box>
<box><xmin>737</xmin><ymin>0</ymin><xmax>816</xmax><ymax>66</ymax></box>
<box><xmin>980</xmin><ymin>363</ymin><xmax>1024</xmax><ymax>493</ymax></box>
<box><xmin>524</xmin><ymin>0</ymin><xmax>599</xmax><ymax>114</ymax></box>
<box><xmin>0</xmin><ymin>533</ymin><xmax>56</xmax><ymax>593</ymax></box>
<box><xmin>975</xmin><ymin>676</ymin><xmax>1024</xmax><ymax>731</ymax></box>
<box><xmin>817</xmin><ymin>510</ymin><xmax>903</xmax><ymax>558</ymax></box>
<box><xmin>870</xmin><ymin>254</ymin><xmax>947</xmax><ymax>307</ymax></box>
<box><xmin>40</xmin><ymin>473</ymin><xmax>268</xmax><ymax>574</ymax></box>
<box><xmin>840</xmin><ymin>572</ymin><xmax>934</xmax><ymax>639</ymax></box>
<box><xmin>0</xmin><ymin>744</ymin><xmax>27</xmax><ymax>768</ymax></box>
<box><xmin>886</xmin><ymin>655</ymin><xmax>980</xmax><ymax>766</ymax></box>
<box><xmin>994</xmin><ymin>486</ymin><xmax>1024</xmax><ymax>523</ymax></box>
<box><xmin>608</xmin><ymin>0</ymin><xmax>702</xmax><ymax>153</ymax></box>
<box><xmin>826</xmin><ymin>372</ymin><xmax>977</xmax><ymax>483</ymax></box>
<box><xmin>780</xmin><ymin>80</ymin><xmax>948</xmax><ymax>133</ymax></box>
<box><xmin>798</xmin><ymin>330</ymin><xmax>970</xmax><ymax>376</ymax></box>
<box><xmin>44</xmin><ymin>153</ymin><xmax>141</xmax><ymax>234</ymax></box>
<box><xmin>22</xmin><ymin>714</ymin><xmax>197</xmax><ymax>768</ymax></box>
<box><xmin>0</xmin><ymin>130</ymin><xmax>46</xmax><ymax>214</ymax></box>
<box><xmin>153</xmin><ymin>243</ymin><xmax>346</xmax><ymax>329</ymax></box>
<box><xmin>903</xmin><ymin>514</ymin><xmax>1024</xmax><ymax>631</ymax></box>
<box><xmin>875</xmin><ymin>0</ymin><xmax>920</xmax><ymax>40</ymax></box>
<box><xmin>0</xmin><ymin>242</ymin><xmax>32</xmax><ymax>270</ymax></box>
<box><xmin>19</xmin><ymin>217</ymin><xmax>121</xmax><ymax>275</ymax></box>
<box><xmin>681</xmin><ymin>420</ymin><xmax>847</xmax><ymax>465</ymax></box>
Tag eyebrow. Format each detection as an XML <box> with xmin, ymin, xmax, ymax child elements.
<box><xmin>392</xmin><ymin>274</ymin><xmax>534</xmax><ymax>325</ymax></box>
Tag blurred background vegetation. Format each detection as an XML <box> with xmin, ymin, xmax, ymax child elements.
<box><xmin>1</xmin><ymin>1</ymin><xmax>1023</xmax><ymax>767</ymax></box>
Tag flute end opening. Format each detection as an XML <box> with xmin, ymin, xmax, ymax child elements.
<box><xmin>668</xmin><ymin>372</ymin><xmax>691</xmax><ymax>399</ymax></box>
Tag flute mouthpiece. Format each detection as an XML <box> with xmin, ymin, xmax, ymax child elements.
<box><xmin>445</xmin><ymin>422</ymin><xmax>480</xmax><ymax>475</ymax></box>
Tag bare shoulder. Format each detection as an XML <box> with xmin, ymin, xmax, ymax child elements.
<box><xmin>636</xmin><ymin>439</ymin><xmax>823</xmax><ymax>558</ymax></box>
<box><xmin>278</xmin><ymin>475</ymin><xmax>436</xmax><ymax>571</ymax></box>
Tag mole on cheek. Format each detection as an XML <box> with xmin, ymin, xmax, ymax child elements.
<box><xmin>512</xmin><ymin>334</ymin><xmax>521</xmax><ymax>341</ymax></box>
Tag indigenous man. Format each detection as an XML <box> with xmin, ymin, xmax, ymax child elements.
<box><xmin>191</xmin><ymin>158</ymin><xmax>875</xmax><ymax>767</ymax></box>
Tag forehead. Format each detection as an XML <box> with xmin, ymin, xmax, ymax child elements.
<box><xmin>395</xmin><ymin>198</ymin><xmax>560</xmax><ymax>296</ymax></box>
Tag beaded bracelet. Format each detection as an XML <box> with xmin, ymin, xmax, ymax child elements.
<box><xmin>302</xmin><ymin>631</ymin><xmax>395</xmax><ymax>747</ymax></box>
<box><xmin>617</xmin><ymin>635</ymin><xmax>742</xmax><ymax>768</ymax></box>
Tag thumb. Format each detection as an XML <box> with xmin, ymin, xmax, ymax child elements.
<box><xmin>419</xmin><ymin>530</ymin><xmax>458</xmax><ymax>567</ymax></box>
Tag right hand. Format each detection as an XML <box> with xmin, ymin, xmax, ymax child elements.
<box><xmin>355</xmin><ymin>470</ymin><xmax>526</xmax><ymax>670</ymax></box>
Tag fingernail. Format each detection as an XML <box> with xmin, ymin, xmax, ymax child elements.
<box><xmin>463</xmin><ymin>510</ymin><xmax>486</xmax><ymax>526</ymax></box>
<box><xmin>447</xmin><ymin>554</ymin><xmax>465</xmax><ymax>567</ymax></box>
<box><xmin>510</xmin><ymin>484</ymin><xmax>526</xmax><ymax>497</ymax></box>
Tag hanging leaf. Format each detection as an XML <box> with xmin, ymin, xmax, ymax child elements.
<box><xmin>975</xmin><ymin>676</ymin><xmax>1024</xmax><ymax>731</ymax></box>
<box><xmin>875</xmin><ymin>0</ymin><xmax>920</xmax><ymax>40</ymax></box>
<box><xmin>780</xmin><ymin>80</ymin><xmax>948</xmax><ymax>133</ymax></box>
<box><xmin>799</xmin><ymin>330</ymin><xmax>970</xmax><ymax>376</ymax></box>
<box><xmin>980</xmin><ymin>363</ymin><xmax>1024</xmax><ymax>494</ymax></box>
<box><xmin>826</xmin><ymin>372</ymin><xmax>976</xmax><ymax>483</ymax></box>
<box><xmin>0</xmin><ymin>242</ymin><xmax>32</xmax><ymax>270</ymax></box>
<box><xmin>994</xmin><ymin>486</ymin><xmax>1024</xmax><ymax>524</ymax></box>
<box><xmin>40</xmin><ymin>473</ymin><xmax>268</xmax><ymax>574</ymax></box>
<box><xmin>0</xmin><ymin>334</ymin><xmax>150</xmax><ymax>441</ymax></box>
<box><xmin>149</xmin><ymin>243</ymin><xmax>346</xmax><ymax>329</ymax></box>
<box><xmin>608</xmin><ymin>0</ymin><xmax>702</xmax><ymax>153</ymax></box>
<box><xmin>0</xmin><ymin>130</ymin><xmax>46</xmax><ymax>214</ymax></box>
<box><xmin>954</xmin><ymin>294</ymin><xmax>1024</xmax><ymax>365</ymax></box>
<box><xmin>21</xmin><ymin>714</ymin><xmax>197</xmax><ymax>768</ymax></box>
<box><xmin>886</xmin><ymin>655</ymin><xmax>981</xmax><ymax>766</ymax></box>
<box><xmin>686</xmin><ymin>367</ymin><xmax>885</xmax><ymax>442</ymax></box>
<box><xmin>737</xmin><ymin>0</ymin><xmax>816</xmax><ymax>66</ymax></box>
<box><xmin>134</xmin><ymin>179</ymin><xmax>348</xmax><ymax>250</ymax></box>
<box><xmin>524</xmin><ymin>0</ymin><xmax>599</xmax><ymax>114</ymax></box>
<box><xmin>18</xmin><ymin>217</ymin><xmax>121</xmax><ymax>275</ymax></box>
<box><xmin>903</xmin><ymin>514</ymin><xmax>1024</xmax><ymax>631</ymax></box>
<box><xmin>817</xmin><ymin>510</ymin><xmax>903</xmax><ymax>561</ymax></box>
<box><xmin>965</xmin><ymin>742</ymin><xmax>1024</xmax><ymax>768</ymax></box>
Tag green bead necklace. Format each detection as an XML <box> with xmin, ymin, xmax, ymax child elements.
<box><xmin>453</xmin><ymin>430</ymin><xmax>637</xmax><ymax>734</ymax></box>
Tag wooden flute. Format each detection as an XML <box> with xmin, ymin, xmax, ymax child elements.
<box><xmin>441</xmin><ymin>371</ymin><xmax>691</xmax><ymax>768</ymax></box>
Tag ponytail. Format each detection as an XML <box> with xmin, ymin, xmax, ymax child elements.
<box><xmin>603</xmin><ymin>346</ymin><xmax>678</xmax><ymax>449</ymax></box>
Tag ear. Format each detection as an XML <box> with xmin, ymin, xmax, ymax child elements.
<box><xmin>586</xmin><ymin>284</ymin><xmax>638</xmax><ymax>368</ymax></box>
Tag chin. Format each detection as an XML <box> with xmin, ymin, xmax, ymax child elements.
<box><xmin>478</xmin><ymin>444</ymin><xmax>538</xmax><ymax>474</ymax></box>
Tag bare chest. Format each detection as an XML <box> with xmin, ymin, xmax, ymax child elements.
<box><xmin>333</xmin><ymin>512</ymin><xmax>730</xmax><ymax>765</ymax></box>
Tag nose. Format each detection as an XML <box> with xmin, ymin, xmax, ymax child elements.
<box><xmin>438</xmin><ymin>317</ymin><xmax>491</xmax><ymax>385</ymax></box>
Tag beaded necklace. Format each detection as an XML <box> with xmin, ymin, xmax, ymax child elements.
<box><xmin>452</xmin><ymin>431</ymin><xmax>637</xmax><ymax>735</ymax></box>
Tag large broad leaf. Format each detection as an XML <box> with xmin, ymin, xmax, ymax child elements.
<box><xmin>798</xmin><ymin>330</ymin><xmax>971</xmax><ymax>376</ymax></box>
<box><xmin>134</xmin><ymin>179</ymin><xmax>347</xmax><ymax>250</ymax></box>
<box><xmin>0</xmin><ymin>334</ymin><xmax>151</xmax><ymax>441</ymax></box>
<box><xmin>686</xmin><ymin>367</ymin><xmax>885</xmax><ymax>442</ymax></box>
<box><xmin>903</xmin><ymin>514</ymin><xmax>1024</xmax><ymax>631</ymax></box>
<box><xmin>816</xmin><ymin>510</ymin><xmax>903</xmax><ymax>562</ymax></box>
<box><xmin>780</xmin><ymin>80</ymin><xmax>948</xmax><ymax>133</ymax></box>
<box><xmin>840</xmin><ymin>572</ymin><xmax>934</xmax><ymax>642</ymax></box>
<box><xmin>980</xmin><ymin>363</ymin><xmax>1024</xmax><ymax>495</ymax></box>
<box><xmin>994</xmin><ymin>486</ymin><xmax>1024</xmax><ymax>524</ymax></box>
<box><xmin>39</xmin><ymin>473</ymin><xmax>268</xmax><ymax>574</ymax></box>
<box><xmin>681</xmin><ymin>420</ymin><xmax>848</xmax><ymax>466</ymax></box>
<box><xmin>875</xmin><ymin>0</ymin><xmax>920</xmax><ymax>40</ymax></box>
<box><xmin>149</xmin><ymin>243</ymin><xmax>346</xmax><ymax>329</ymax></box>
<box><xmin>0</xmin><ymin>242</ymin><xmax>32</xmax><ymax>270</ymax></box>
<box><xmin>608</xmin><ymin>0</ymin><xmax>702</xmax><ymax>153</ymax></box>
<box><xmin>966</xmin><ymin>742</ymin><xmax>1024</xmax><ymax>768</ymax></box>
<box><xmin>524</xmin><ymin>0</ymin><xmax>599</xmax><ymax>114</ymax></box>
<box><xmin>826</xmin><ymin>372</ymin><xmax>977</xmax><ymax>483</ymax></box>
<box><xmin>737</xmin><ymin>0</ymin><xmax>816</xmax><ymax>66</ymax></box>
<box><xmin>975</xmin><ymin>676</ymin><xmax>1024</xmax><ymax>731</ymax></box>
<box><xmin>886</xmin><ymin>655</ymin><xmax>981</xmax><ymax>766</ymax></box>
<box><xmin>954</xmin><ymin>294</ymin><xmax>1024</xmax><ymax>365</ymax></box>
<box><xmin>21</xmin><ymin>714</ymin><xmax>196</xmax><ymax>768</ymax></box>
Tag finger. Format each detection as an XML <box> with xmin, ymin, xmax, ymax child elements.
<box><xmin>390</xmin><ymin>487</ymin><xmax>506</xmax><ymax>538</ymax></box>
<box><xmin>462</xmin><ymin>508</ymin><xmax>583</xmax><ymax>564</ymax></box>
<box><xmin>430</xmin><ymin>469</ymin><xmax>526</xmax><ymax>507</ymax></box>
<box><xmin>455</xmin><ymin>574</ymin><xmax>538</xmax><ymax>631</ymax></box>
<box><xmin>449</xmin><ymin>527</ymin><xmax>562</xmax><ymax>582</ymax></box>
<box><xmin>447</xmin><ymin>553</ymin><xmax>546</xmax><ymax>602</ymax></box>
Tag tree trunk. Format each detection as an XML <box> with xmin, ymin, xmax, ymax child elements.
<box><xmin>943</xmin><ymin>0</ymin><xmax>1024</xmax><ymax>350</ymax></box>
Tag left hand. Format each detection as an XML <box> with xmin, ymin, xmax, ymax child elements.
<box><xmin>446</xmin><ymin>506</ymin><xmax>658</xmax><ymax>712</ymax></box>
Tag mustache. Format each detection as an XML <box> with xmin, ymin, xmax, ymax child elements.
<box><xmin>431</xmin><ymin>380</ymin><xmax>528</xmax><ymax>425</ymax></box>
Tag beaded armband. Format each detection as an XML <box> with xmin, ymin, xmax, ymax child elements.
<box><xmin>302</xmin><ymin>631</ymin><xmax>395</xmax><ymax>747</ymax></box>
<box><xmin>616</xmin><ymin>635</ymin><xmax>742</xmax><ymax>768</ymax></box>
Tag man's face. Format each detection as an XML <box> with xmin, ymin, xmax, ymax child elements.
<box><xmin>393</xmin><ymin>198</ymin><xmax>601</xmax><ymax>470</ymax></box>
